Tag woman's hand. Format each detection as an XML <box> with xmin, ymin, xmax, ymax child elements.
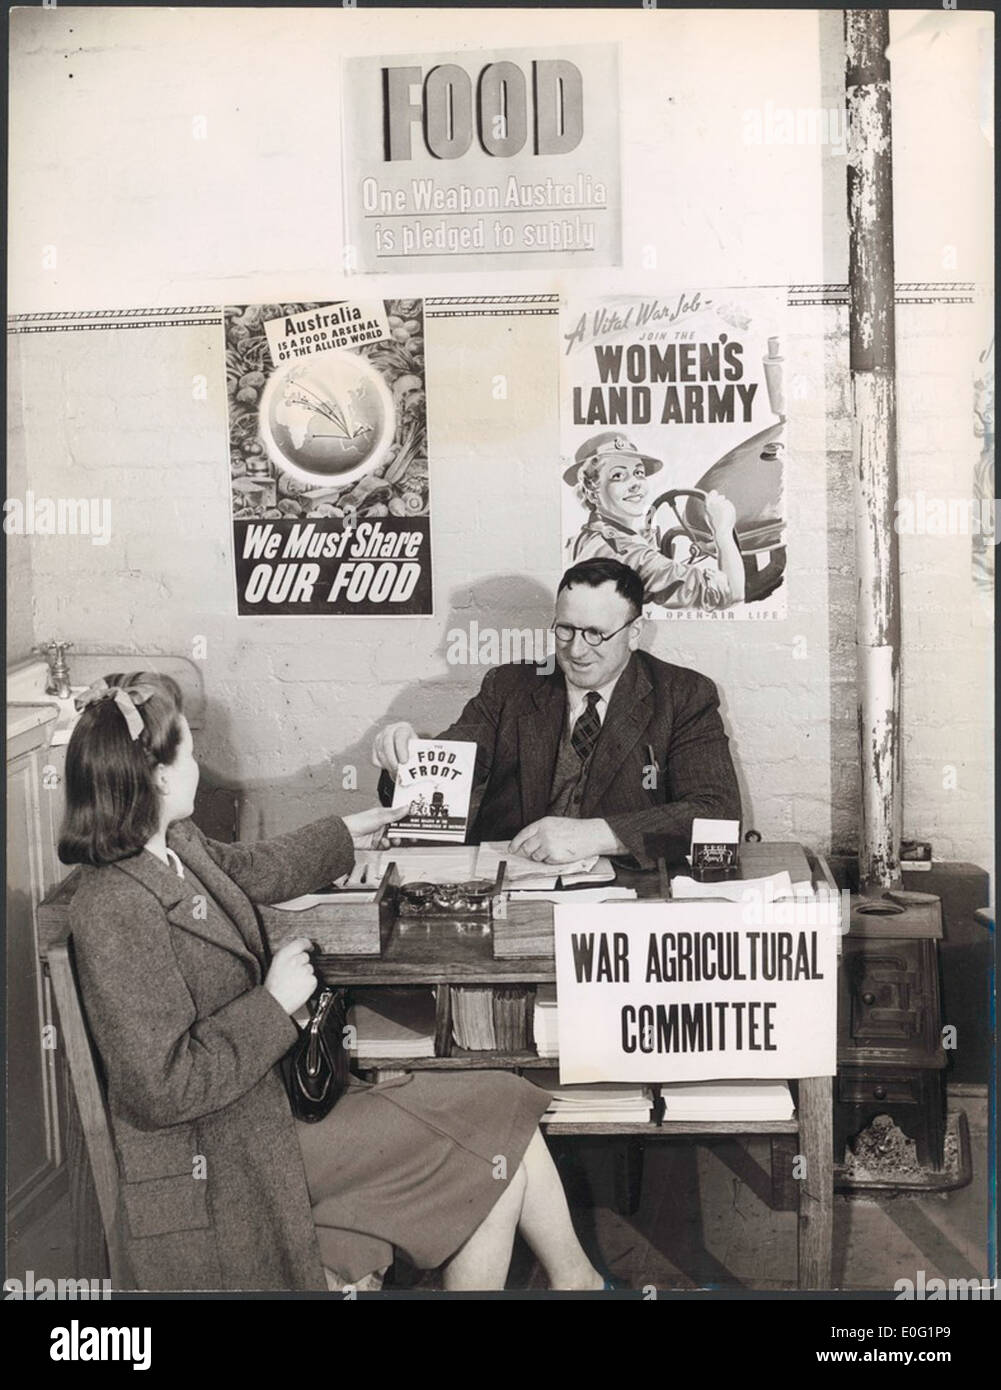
<box><xmin>264</xmin><ymin>936</ymin><xmax>317</xmax><ymax>1015</ymax></box>
<box><xmin>342</xmin><ymin>804</ymin><xmax>409</xmax><ymax>849</ymax></box>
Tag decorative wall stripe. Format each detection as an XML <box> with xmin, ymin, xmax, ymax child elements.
<box><xmin>424</xmin><ymin>294</ymin><xmax>559</xmax><ymax>318</ymax></box>
<box><xmin>787</xmin><ymin>283</ymin><xmax>976</xmax><ymax>306</ymax></box>
<box><xmin>7</xmin><ymin>306</ymin><xmax>224</xmax><ymax>333</ymax></box>
<box><xmin>6</xmin><ymin>284</ymin><xmax>978</xmax><ymax>334</ymax></box>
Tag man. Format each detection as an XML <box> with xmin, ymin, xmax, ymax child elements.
<box><xmin>372</xmin><ymin>558</ymin><xmax>741</xmax><ymax>867</ymax></box>
<box><xmin>564</xmin><ymin>430</ymin><xmax>745</xmax><ymax>610</ymax></box>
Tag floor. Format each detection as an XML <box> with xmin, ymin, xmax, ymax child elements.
<box><xmin>8</xmin><ymin>1089</ymin><xmax>991</xmax><ymax>1293</ymax></box>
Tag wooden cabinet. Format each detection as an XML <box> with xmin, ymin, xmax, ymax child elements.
<box><xmin>6</xmin><ymin>708</ymin><xmax>68</xmax><ymax>1225</ymax></box>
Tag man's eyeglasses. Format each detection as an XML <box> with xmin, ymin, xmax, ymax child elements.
<box><xmin>551</xmin><ymin>619</ymin><xmax>635</xmax><ymax>648</ymax></box>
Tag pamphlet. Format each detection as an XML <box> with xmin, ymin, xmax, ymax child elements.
<box><xmin>390</xmin><ymin>739</ymin><xmax>477</xmax><ymax>843</ymax></box>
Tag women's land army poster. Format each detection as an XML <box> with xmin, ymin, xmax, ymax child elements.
<box><xmin>560</xmin><ymin>289</ymin><xmax>787</xmax><ymax>620</ymax></box>
<box><xmin>225</xmin><ymin>298</ymin><xmax>432</xmax><ymax>616</ymax></box>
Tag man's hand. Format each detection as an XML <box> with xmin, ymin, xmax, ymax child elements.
<box><xmin>371</xmin><ymin>721</ymin><xmax>417</xmax><ymax>777</ymax></box>
<box><xmin>509</xmin><ymin>817</ymin><xmax>614</xmax><ymax>864</ymax></box>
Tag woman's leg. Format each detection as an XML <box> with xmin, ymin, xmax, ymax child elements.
<box><xmin>515</xmin><ymin>1129</ymin><xmax>604</xmax><ymax>1290</ymax></box>
<box><xmin>441</xmin><ymin>1162</ymin><xmax>527</xmax><ymax>1290</ymax></box>
<box><xmin>445</xmin><ymin>1129</ymin><xmax>604</xmax><ymax>1290</ymax></box>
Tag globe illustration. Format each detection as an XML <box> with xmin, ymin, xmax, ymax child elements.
<box><xmin>260</xmin><ymin>350</ymin><xmax>395</xmax><ymax>488</ymax></box>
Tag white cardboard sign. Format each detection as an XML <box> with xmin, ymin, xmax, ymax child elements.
<box><xmin>553</xmin><ymin>899</ymin><xmax>839</xmax><ymax>1084</ymax></box>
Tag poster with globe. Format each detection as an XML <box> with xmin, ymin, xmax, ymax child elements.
<box><xmin>225</xmin><ymin>298</ymin><xmax>431</xmax><ymax>615</ymax></box>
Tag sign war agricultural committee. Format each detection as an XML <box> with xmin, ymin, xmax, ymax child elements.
<box><xmin>554</xmin><ymin>899</ymin><xmax>839</xmax><ymax>1084</ymax></box>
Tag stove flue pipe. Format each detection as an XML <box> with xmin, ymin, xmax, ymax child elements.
<box><xmin>845</xmin><ymin>10</ymin><xmax>902</xmax><ymax>891</ymax></box>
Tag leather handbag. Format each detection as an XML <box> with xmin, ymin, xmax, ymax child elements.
<box><xmin>283</xmin><ymin>987</ymin><xmax>350</xmax><ymax>1123</ymax></box>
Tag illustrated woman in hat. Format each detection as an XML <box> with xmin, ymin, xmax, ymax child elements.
<box><xmin>564</xmin><ymin>431</ymin><xmax>745</xmax><ymax>610</ymax></box>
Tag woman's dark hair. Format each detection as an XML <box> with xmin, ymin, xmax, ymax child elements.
<box><xmin>58</xmin><ymin>672</ymin><xmax>185</xmax><ymax>867</ymax></box>
<box><xmin>558</xmin><ymin>557</ymin><xmax>645</xmax><ymax>618</ymax></box>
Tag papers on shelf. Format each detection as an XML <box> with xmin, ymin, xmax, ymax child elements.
<box><xmin>660</xmin><ymin>1080</ymin><xmax>795</xmax><ymax>1122</ymax></box>
<box><xmin>475</xmin><ymin>841</ymin><xmax>616</xmax><ymax>891</ymax></box>
<box><xmin>533</xmin><ymin>1068</ymin><xmax>653</xmax><ymax>1123</ymax></box>
<box><xmin>448</xmin><ymin>984</ymin><xmax>532</xmax><ymax>1051</ymax></box>
<box><xmin>533</xmin><ymin>984</ymin><xmax>559</xmax><ymax>1059</ymax></box>
<box><xmin>347</xmin><ymin>988</ymin><xmax>437</xmax><ymax>1059</ymax></box>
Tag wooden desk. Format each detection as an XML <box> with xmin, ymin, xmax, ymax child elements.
<box><xmin>285</xmin><ymin>841</ymin><xmax>835</xmax><ymax>1290</ymax></box>
<box><xmin>40</xmin><ymin>842</ymin><xmax>835</xmax><ymax>1290</ymax></box>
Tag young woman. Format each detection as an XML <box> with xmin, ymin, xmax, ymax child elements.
<box><xmin>59</xmin><ymin>673</ymin><xmax>609</xmax><ymax>1293</ymax></box>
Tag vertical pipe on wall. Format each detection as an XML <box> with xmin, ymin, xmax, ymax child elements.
<box><xmin>845</xmin><ymin>9</ymin><xmax>901</xmax><ymax>890</ymax></box>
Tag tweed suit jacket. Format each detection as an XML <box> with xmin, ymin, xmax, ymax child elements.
<box><xmin>70</xmin><ymin>814</ymin><xmax>354</xmax><ymax>1292</ymax></box>
<box><xmin>381</xmin><ymin>650</ymin><xmax>741</xmax><ymax>866</ymax></box>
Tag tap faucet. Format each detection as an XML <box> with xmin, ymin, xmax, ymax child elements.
<box><xmin>35</xmin><ymin>641</ymin><xmax>74</xmax><ymax>700</ymax></box>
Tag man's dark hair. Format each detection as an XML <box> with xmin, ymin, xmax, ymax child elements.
<box><xmin>557</xmin><ymin>558</ymin><xmax>644</xmax><ymax>617</ymax></box>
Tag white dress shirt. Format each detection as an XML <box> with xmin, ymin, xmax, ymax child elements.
<box><xmin>565</xmin><ymin>671</ymin><xmax>624</xmax><ymax>730</ymax></box>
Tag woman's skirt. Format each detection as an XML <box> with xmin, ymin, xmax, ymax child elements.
<box><xmin>294</xmin><ymin>1070</ymin><xmax>551</xmax><ymax>1282</ymax></box>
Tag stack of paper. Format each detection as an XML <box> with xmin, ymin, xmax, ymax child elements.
<box><xmin>450</xmin><ymin>986</ymin><xmax>496</xmax><ymax>1049</ymax></box>
<box><xmin>450</xmin><ymin>986</ymin><xmax>533</xmax><ymax>1052</ymax></box>
<box><xmin>347</xmin><ymin>988</ymin><xmax>437</xmax><ymax>1059</ymax></box>
<box><xmin>533</xmin><ymin>1070</ymin><xmax>654</xmax><ymax>1124</ymax></box>
<box><xmin>533</xmin><ymin>984</ymin><xmax>559</xmax><ymax>1058</ymax></box>
<box><xmin>660</xmin><ymin>1080</ymin><xmax>795</xmax><ymax>1122</ymax></box>
<box><xmin>493</xmin><ymin>986</ymin><xmax>533</xmax><ymax>1051</ymax></box>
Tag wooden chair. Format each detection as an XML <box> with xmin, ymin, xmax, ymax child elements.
<box><xmin>39</xmin><ymin>872</ymin><xmax>134</xmax><ymax>1288</ymax></box>
<box><xmin>38</xmin><ymin>872</ymin><xmax>383</xmax><ymax>1293</ymax></box>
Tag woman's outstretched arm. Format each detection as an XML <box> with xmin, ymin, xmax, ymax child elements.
<box><xmin>184</xmin><ymin>814</ymin><xmax>355</xmax><ymax>904</ymax></box>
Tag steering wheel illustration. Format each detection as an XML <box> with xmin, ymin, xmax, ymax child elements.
<box><xmin>651</xmin><ymin>488</ymin><xmax>738</xmax><ymax>565</ymax></box>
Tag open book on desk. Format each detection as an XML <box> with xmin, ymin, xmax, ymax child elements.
<box><xmin>475</xmin><ymin>841</ymin><xmax>616</xmax><ymax>891</ymax></box>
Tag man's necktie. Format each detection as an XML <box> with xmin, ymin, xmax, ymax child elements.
<box><xmin>571</xmin><ymin>690</ymin><xmax>602</xmax><ymax>763</ymax></box>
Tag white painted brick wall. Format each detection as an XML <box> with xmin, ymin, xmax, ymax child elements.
<box><xmin>6</xmin><ymin>7</ymin><xmax>993</xmax><ymax>875</ymax></box>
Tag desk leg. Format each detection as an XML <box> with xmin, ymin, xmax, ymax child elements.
<box><xmin>613</xmin><ymin>1140</ymin><xmax>645</xmax><ymax>1216</ymax></box>
<box><xmin>770</xmin><ymin>1135</ymin><xmax>799</xmax><ymax>1211</ymax></box>
<box><xmin>797</xmin><ymin>1076</ymin><xmax>833</xmax><ymax>1290</ymax></box>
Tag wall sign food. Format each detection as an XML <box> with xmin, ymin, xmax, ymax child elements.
<box><xmin>341</xmin><ymin>44</ymin><xmax>620</xmax><ymax>273</ymax></box>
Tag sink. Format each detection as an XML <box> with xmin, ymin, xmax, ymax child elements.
<box><xmin>49</xmin><ymin>688</ymin><xmax>89</xmax><ymax>746</ymax></box>
<box><xmin>6</xmin><ymin>662</ymin><xmax>88</xmax><ymax>746</ymax></box>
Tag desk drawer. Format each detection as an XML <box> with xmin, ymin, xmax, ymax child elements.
<box><xmin>837</xmin><ymin>1069</ymin><xmax>922</xmax><ymax>1107</ymax></box>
